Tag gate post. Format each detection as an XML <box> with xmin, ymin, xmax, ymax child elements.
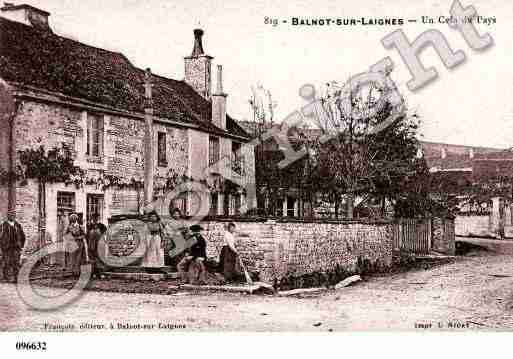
<box><xmin>428</xmin><ymin>217</ymin><xmax>432</xmax><ymax>253</ymax></box>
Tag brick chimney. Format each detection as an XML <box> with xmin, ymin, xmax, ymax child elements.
<box><xmin>212</xmin><ymin>65</ymin><xmax>227</xmax><ymax>130</ymax></box>
<box><xmin>0</xmin><ymin>3</ymin><xmax>51</xmax><ymax>30</ymax></box>
<box><xmin>184</xmin><ymin>29</ymin><xmax>213</xmax><ymax>99</ymax></box>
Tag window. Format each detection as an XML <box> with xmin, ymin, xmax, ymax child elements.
<box><xmin>57</xmin><ymin>192</ymin><xmax>76</xmax><ymax>215</ymax></box>
<box><xmin>232</xmin><ymin>141</ymin><xmax>241</xmax><ymax>154</ymax></box>
<box><xmin>276</xmin><ymin>199</ymin><xmax>284</xmax><ymax>217</ymax></box>
<box><xmin>209</xmin><ymin>136</ymin><xmax>220</xmax><ymax>166</ymax></box>
<box><xmin>223</xmin><ymin>193</ymin><xmax>229</xmax><ymax>216</ymax></box>
<box><xmin>56</xmin><ymin>192</ymin><xmax>76</xmax><ymax>246</ymax></box>
<box><xmin>231</xmin><ymin>141</ymin><xmax>244</xmax><ymax>175</ymax></box>
<box><xmin>210</xmin><ymin>192</ymin><xmax>218</xmax><ymax>216</ymax></box>
<box><xmin>157</xmin><ymin>132</ymin><xmax>167</xmax><ymax>166</ymax></box>
<box><xmin>61</xmin><ymin>142</ymin><xmax>73</xmax><ymax>159</ymax></box>
<box><xmin>86</xmin><ymin>113</ymin><xmax>104</xmax><ymax>157</ymax></box>
<box><xmin>287</xmin><ymin>197</ymin><xmax>295</xmax><ymax>217</ymax></box>
<box><xmin>231</xmin><ymin>193</ymin><xmax>242</xmax><ymax>215</ymax></box>
<box><xmin>86</xmin><ymin>194</ymin><xmax>104</xmax><ymax>225</ymax></box>
<box><xmin>173</xmin><ymin>192</ymin><xmax>188</xmax><ymax>216</ymax></box>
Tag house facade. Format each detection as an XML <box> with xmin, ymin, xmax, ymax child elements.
<box><xmin>0</xmin><ymin>4</ymin><xmax>255</xmax><ymax>253</ymax></box>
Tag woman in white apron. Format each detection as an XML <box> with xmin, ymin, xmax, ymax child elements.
<box><xmin>141</xmin><ymin>211</ymin><xmax>165</xmax><ymax>268</ymax></box>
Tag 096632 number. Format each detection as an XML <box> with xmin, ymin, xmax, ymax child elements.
<box><xmin>16</xmin><ymin>342</ymin><xmax>47</xmax><ymax>351</ymax></box>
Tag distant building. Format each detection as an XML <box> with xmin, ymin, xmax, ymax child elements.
<box><xmin>0</xmin><ymin>4</ymin><xmax>254</xmax><ymax>252</ymax></box>
<box><xmin>421</xmin><ymin>141</ymin><xmax>513</xmax><ymax>198</ymax></box>
<box><xmin>237</xmin><ymin>120</ymin><xmax>312</xmax><ymax>217</ymax></box>
<box><xmin>421</xmin><ymin>141</ymin><xmax>500</xmax><ymax>175</ymax></box>
<box><xmin>239</xmin><ymin>116</ymin><xmax>513</xmax><ymax>218</ymax></box>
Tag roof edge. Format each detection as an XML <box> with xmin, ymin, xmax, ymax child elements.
<box><xmin>1</xmin><ymin>4</ymin><xmax>50</xmax><ymax>16</ymax></box>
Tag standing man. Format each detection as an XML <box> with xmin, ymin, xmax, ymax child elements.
<box><xmin>0</xmin><ymin>210</ymin><xmax>26</xmax><ymax>283</ymax></box>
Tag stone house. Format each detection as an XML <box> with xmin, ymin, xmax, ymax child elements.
<box><xmin>421</xmin><ymin>141</ymin><xmax>513</xmax><ymax>238</ymax></box>
<box><xmin>0</xmin><ymin>4</ymin><xmax>255</xmax><ymax>253</ymax></box>
<box><xmin>237</xmin><ymin>120</ymin><xmax>311</xmax><ymax>217</ymax></box>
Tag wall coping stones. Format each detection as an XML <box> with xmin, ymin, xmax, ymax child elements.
<box><xmin>202</xmin><ymin>215</ymin><xmax>394</xmax><ymax>225</ymax></box>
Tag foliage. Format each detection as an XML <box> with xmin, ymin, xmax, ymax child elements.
<box><xmin>254</xmin><ymin>137</ymin><xmax>308</xmax><ymax>215</ymax></box>
<box><xmin>83</xmin><ymin>173</ymin><xmax>144</xmax><ymax>191</ymax></box>
<box><xmin>457</xmin><ymin>175</ymin><xmax>513</xmax><ymax>214</ymax></box>
<box><xmin>14</xmin><ymin>145</ymin><xmax>240</xmax><ymax>197</ymax></box>
<box><xmin>252</xmin><ymin>74</ymin><xmax>426</xmax><ymax>219</ymax></box>
<box><xmin>155</xmin><ymin>169</ymin><xmax>194</xmax><ymax>193</ymax></box>
<box><xmin>18</xmin><ymin>145</ymin><xmax>84</xmax><ymax>184</ymax></box>
<box><xmin>309</xmin><ymin>77</ymin><xmax>422</xmax><ymax>218</ymax></box>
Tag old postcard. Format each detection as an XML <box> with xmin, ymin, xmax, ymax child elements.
<box><xmin>0</xmin><ymin>0</ymin><xmax>512</xmax><ymax>355</ymax></box>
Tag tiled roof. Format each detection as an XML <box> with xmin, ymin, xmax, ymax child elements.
<box><xmin>421</xmin><ymin>141</ymin><xmax>499</xmax><ymax>158</ymax></box>
<box><xmin>421</xmin><ymin>141</ymin><xmax>502</xmax><ymax>171</ymax></box>
<box><xmin>422</xmin><ymin>142</ymin><xmax>513</xmax><ymax>181</ymax></box>
<box><xmin>0</xmin><ymin>17</ymin><xmax>249</xmax><ymax>139</ymax></box>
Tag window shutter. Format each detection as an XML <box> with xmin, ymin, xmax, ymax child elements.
<box><xmin>103</xmin><ymin>115</ymin><xmax>111</xmax><ymax>158</ymax></box>
<box><xmin>82</xmin><ymin>111</ymin><xmax>89</xmax><ymax>156</ymax></box>
<box><xmin>99</xmin><ymin>115</ymin><xmax>105</xmax><ymax>157</ymax></box>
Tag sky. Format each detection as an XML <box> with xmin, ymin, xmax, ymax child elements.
<box><xmin>12</xmin><ymin>0</ymin><xmax>513</xmax><ymax>148</ymax></box>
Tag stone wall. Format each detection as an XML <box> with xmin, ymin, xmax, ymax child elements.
<box><xmin>0</xmin><ymin>80</ymin><xmax>12</xmax><ymax>219</ymax></box>
<box><xmin>184</xmin><ymin>56</ymin><xmax>212</xmax><ymax>99</ymax></box>
<box><xmin>454</xmin><ymin>215</ymin><xmax>491</xmax><ymax>237</ymax></box>
<box><xmin>0</xmin><ymin>184</ymin><xmax>8</xmax><ymax>219</ymax></box>
<box><xmin>15</xmin><ymin>179</ymin><xmax>40</xmax><ymax>253</ymax></box>
<box><xmin>201</xmin><ymin>219</ymin><xmax>393</xmax><ymax>283</ymax></box>
<box><xmin>104</xmin><ymin>218</ymin><xmax>393</xmax><ymax>284</ymax></box>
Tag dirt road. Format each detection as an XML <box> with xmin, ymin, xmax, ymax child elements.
<box><xmin>1</xmin><ymin>251</ymin><xmax>513</xmax><ymax>331</ymax></box>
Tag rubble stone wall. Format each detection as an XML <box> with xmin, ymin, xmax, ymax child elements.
<box><xmin>201</xmin><ymin>219</ymin><xmax>394</xmax><ymax>283</ymax></box>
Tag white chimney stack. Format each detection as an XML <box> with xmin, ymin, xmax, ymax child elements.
<box><xmin>212</xmin><ymin>64</ymin><xmax>227</xmax><ymax>130</ymax></box>
<box><xmin>216</xmin><ymin>64</ymin><xmax>223</xmax><ymax>94</ymax></box>
<box><xmin>0</xmin><ymin>3</ymin><xmax>51</xmax><ymax>30</ymax></box>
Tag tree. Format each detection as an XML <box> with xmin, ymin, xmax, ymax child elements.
<box><xmin>393</xmin><ymin>157</ymin><xmax>450</xmax><ymax>218</ymax></box>
<box><xmin>250</xmin><ymin>85</ymin><xmax>283</xmax><ymax>216</ymax></box>
<box><xmin>310</xmin><ymin>73</ymin><xmax>421</xmax><ymax>218</ymax></box>
<box><xmin>18</xmin><ymin>145</ymin><xmax>84</xmax><ymax>248</ymax></box>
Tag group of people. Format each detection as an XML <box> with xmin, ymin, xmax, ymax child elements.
<box><xmin>1</xmin><ymin>206</ymin><xmax>247</xmax><ymax>285</ymax></box>
<box><xmin>60</xmin><ymin>212</ymin><xmax>107</xmax><ymax>277</ymax></box>
<box><xmin>0</xmin><ymin>210</ymin><xmax>106</xmax><ymax>283</ymax></box>
<box><xmin>175</xmin><ymin>221</ymin><xmax>246</xmax><ymax>285</ymax></box>
<box><xmin>143</xmin><ymin>208</ymin><xmax>247</xmax><ymax>285</ymax></box>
